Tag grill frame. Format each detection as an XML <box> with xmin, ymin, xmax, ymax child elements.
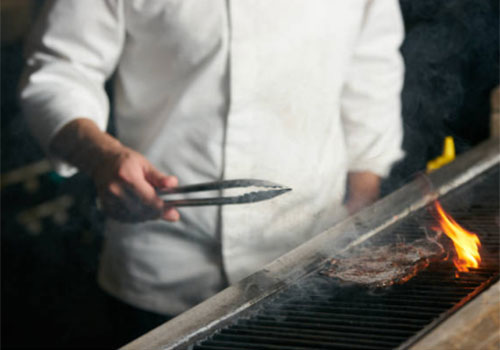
<box><xmin>122</xmin><ymin>138</ymin><xmax>500</xmax><ymax>350</ymax></box>
<box><xmin>408</xmin><ymin>281</ymin><xmax>500</xmax><ymax>349</ymax></box>
<box><xmin>192</xmin><ymin>192</ymin><xmax>499</xmax><ymax>350</ymax></box>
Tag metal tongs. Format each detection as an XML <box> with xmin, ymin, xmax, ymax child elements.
<box><xmin>157</xmin><ymin>179</ymin><xmax>291</xmax><ymax>206</ymax></box>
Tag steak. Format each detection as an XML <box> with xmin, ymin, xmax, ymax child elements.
<box><xmin>320</xmin><ymin>239</ymin><xmax>447</xmax><ymax>287</ymax></box>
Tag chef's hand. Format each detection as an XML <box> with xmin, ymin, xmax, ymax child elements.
<box><xmin>49</xmin><ymin>118</ymin><xmax>180</xmax><ymax>222</ymax></box>
<box><xmin>345</xmin><ymin>171</ymin><xmax>381</xmax><ymax>215</ymax></box>
<box><xmin>92</xmin><ymin>147</ymin><xmax>180</xmax><ymax>222</ymax></box>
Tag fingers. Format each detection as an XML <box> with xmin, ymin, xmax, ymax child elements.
<box><xmin>98</xmin><ymin>182</ymin><xmax>155</xmax><ymax>222</ymax></box>
<box><xmin>93</xmin><ymin>148</ymin><xmax>181</xmax><ymax>223</ymax></box>
<box><xmin>162</xmin><ymin>206</ymin><xmax>180</xmax><ymax>222</ymax></box>
<box><xmin>124</xmin><ymin>175</ymin><xmax>163</xmax><ymax>211</ymax></box>
<box><xmin>98</xmin><ymin>172</ymin><xmax>180</xmax><ymax>222</ymax></box>
<box><xmin>99</xmin><ymin>184</ymin><xmax>179</xmax><ymax>222</ymax></box>
<box><xmin>98</xmin><ymin>185</ymin><xmax>141</xmax><ymax>222</ymax></box>
<box><xmin>144</xmin><ymin>166</ymin><xmax>180</xmax><ymax>222</ymax></box>
<box><xmin>146</xmin><ymin>166</ymin><xmax>178</xmax><ymax>190</ymax></box>
<box><xmin>119</xmin><ymin>179</ymin><xmax>180</xmax><ymax>222</ymax></box>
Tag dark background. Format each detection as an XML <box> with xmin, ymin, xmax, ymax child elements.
<box><xmin>1</xmin><ymin>0</ymin><xmax>498</xmax><ymax>348</ymax></box>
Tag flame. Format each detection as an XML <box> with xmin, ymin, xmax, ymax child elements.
<box><xmin>432</xmin><ymin>201</ymin><xmax>481</xmax><ymax>272</ymax></box>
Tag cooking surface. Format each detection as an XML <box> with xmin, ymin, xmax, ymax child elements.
<box><xmin>193</xmin><ymin>166</ymin><xmax>499</xmax><ymax>350</ymax></box>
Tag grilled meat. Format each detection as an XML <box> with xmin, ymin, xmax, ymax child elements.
<box><xmin>321</xmin><ymin>239</ymin><xmax>446</xmax><ymax>287</ymax></box>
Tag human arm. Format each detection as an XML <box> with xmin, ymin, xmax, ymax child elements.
<box><xmin>341</xmin><ymin>0</ymin><xmax>406</xmax><ymax>213</ymax></box>
<box><xmin>19</xmin><ymin>0</ymin><xmax>179</xmax><ymax>222</ymax></box>
<box><xmin>345</xmin><ymin>171</ymin><xmax>380</xmax><ymax>215</ymax></box>
<box><xmin>50</xmin><ymin>118</ymin><xmax>179</xmax><ymax>222</ymax></box>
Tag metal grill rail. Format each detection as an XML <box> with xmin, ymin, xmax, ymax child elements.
<box><xmin>194</xmin><ymin>167</ymin><xmax>499</xmax><ymax>350</ymax></box>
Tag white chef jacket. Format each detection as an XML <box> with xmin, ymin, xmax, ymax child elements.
<box><xmin>20</xmin><ymin>0</ymin><xmax>405</xmax><ymax>315</ymax></box>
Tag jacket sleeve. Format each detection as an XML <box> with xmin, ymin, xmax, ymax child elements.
<box><xmin>19</xmin><ymin>0</ymin><xmax>125</xmax><ymax>176</ymax></box>
<box><xmin>340</xmin><ymin>0</ymin><xmax>405</xmax><ymax>177</ymax></box>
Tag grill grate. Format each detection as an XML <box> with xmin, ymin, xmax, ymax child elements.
<box><xmin>194</xmin><ymin>166</ymin><xmax>499</xmax><ymax>350</ymax></box>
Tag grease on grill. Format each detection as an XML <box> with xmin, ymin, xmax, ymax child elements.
<box><xmin>321</xmin><ymin>239</ymin><xmax>447</xmax><ymax>287</ymax></box>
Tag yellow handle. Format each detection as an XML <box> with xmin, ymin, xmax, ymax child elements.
<box><xmin>426</xmin><ymin>136</ymin><xmax>456</xmax><ymax>172</ymax></box>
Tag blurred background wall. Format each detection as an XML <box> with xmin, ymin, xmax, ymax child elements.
<box><xmin>1</xmin><ymin>0</ymin><xmax>498</xmax><ymax>348</ymax></box>
<box><xmin>1</xmin><ymin>0</ymin><xmax>113</xmax><ymax>348</ymax></box>
<box><xmin>385</xmin><ymin>0</ymin><xmax>499</xmax><ymax>192</ymax></box>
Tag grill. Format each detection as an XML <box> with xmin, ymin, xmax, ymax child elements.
<box><xmin>195</xmin><ymin>269</ymin><xmax>497</xmax><ymax>350</ymax></box>
<box><xmin>193</xmin><ymin>166</ymin><xmax>499</xmax><ymax>350</ymax></box>
<box><xmin>122</xmin><ymin>138</ymin><xmax>500</xmax><ymax>350</ymax></box>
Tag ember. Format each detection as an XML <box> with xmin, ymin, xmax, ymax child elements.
<box><xmin>432</xmin><ymin>200</ymin><xmax>482</xmax><ymax>272</ymax></box>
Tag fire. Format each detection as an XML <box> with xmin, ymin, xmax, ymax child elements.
<box><xmin>432</xmin><ymin>201</ymin><xmax>481</xmax><ymax>272</ymax></box>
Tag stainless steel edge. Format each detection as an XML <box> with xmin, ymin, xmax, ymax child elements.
<box><xmin>407</xmin><ymin>281</ymin><xmax>500</xmax><ymax>350</ymax></box>
<box><xmin>121</xmin><ymin>137</ymin><xmax>500</xmax><ymax>350</ymax></box>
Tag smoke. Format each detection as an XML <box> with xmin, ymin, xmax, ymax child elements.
<box><xmin>383</xmin><ymin>0</ymin><xmax>499</xmax><ymax>194</ymax></box>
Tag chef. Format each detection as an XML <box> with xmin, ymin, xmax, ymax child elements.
<box><xmin>20</xmin><ymin>0</ymin><xmax>405</xmax><ymax>345</ymax></box>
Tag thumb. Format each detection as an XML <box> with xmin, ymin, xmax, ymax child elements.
<box><xmin>146</xmin><ymin>166</ymin><xmax>178</xmax><ymax>190</ymax></box>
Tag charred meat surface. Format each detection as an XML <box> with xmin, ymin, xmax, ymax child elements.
<box><xmin>321</xmin><ymin>239</ymin><xmax>446</xmax><ymax>287</ymax></box>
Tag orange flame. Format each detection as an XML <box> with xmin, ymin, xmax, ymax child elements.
<box><xmin>433</xmin><ymin>201</ymin><xmax>481</xmax><ymax>272</ymax></box>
